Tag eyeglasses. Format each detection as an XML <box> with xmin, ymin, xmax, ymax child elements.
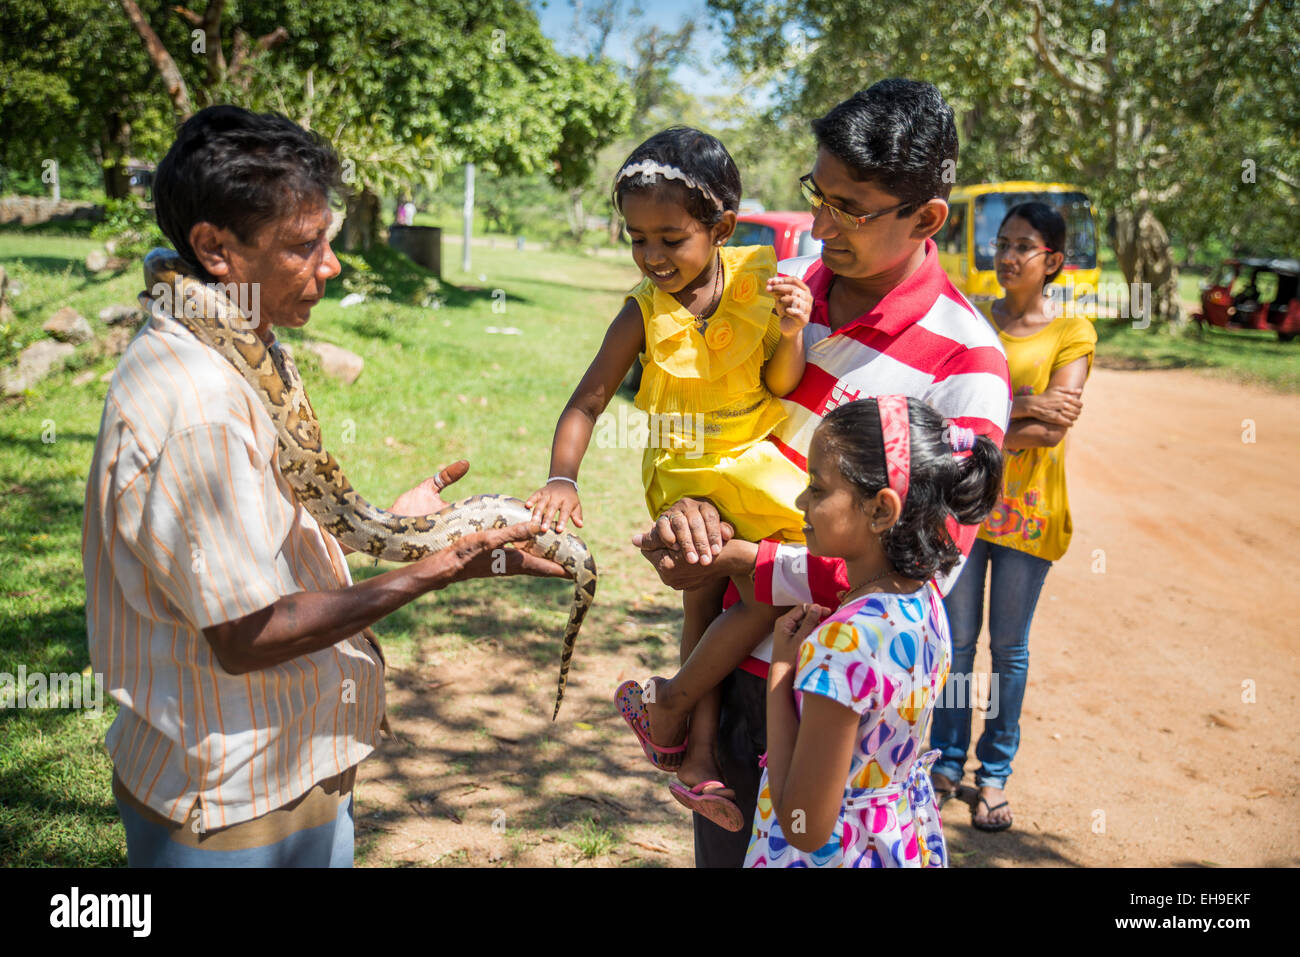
<box><xmin>990</xmin><ymin>239</ymin><xmax>1054</xmax><ymax>259</ymax></box>
<box><xmin>799</xmin><ymin>175</ymin><xmax>911</xmax><ymax>230</ymax></box>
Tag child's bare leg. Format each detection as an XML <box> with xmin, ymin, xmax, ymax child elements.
<box><xmin>641</xmin><ymin>580</ymin><xmax>726</xmax><ymax>752</ymax></box>
<box><xmin>646</xmin><ymin>581</ymin><xmax>784</xmax><ymax>790</ymax></box>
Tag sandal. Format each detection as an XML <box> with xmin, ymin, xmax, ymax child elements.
<box><xmin>615</xmin><ymin>679</ymin><xmax>686</xmax><ymax>772</ymax></box>
<box><xmin>972</xmin><ymin>795</ymin><xmax>1013</xmax><ymax>832</ymax></box>
<box><xmin>668</xmin><ymin>779</ymin><xmax>745</xmax><ymax>832</ymax></box>
<box><xmin>931</xmin><ymin>771</ymin><xmax>959</xmax><ymax>811</ymax></box>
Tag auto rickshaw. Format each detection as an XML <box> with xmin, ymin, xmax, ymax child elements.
<box><xmin>1193</xmin><ymin>257</ymin><xmax>1300</xmax><ymax>342</ymax></box>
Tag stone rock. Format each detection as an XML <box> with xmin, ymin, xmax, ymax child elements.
<box><xmin>1</xmin><ymin>340</ymin><xmax>76</xmax><ymax>396</ymax></box>
<box><xmin>85</xmin><ymin>249</ymin><xmax>109</xmax><ymax>272</ymax></box>
<box><xmin>102</xmin><ymin>325</ymin><xmax>136</xmax><ymax>357</ymax></box>
<box><xmin>306</xmin><ymin>341</ymin><xmax>363</xmax><ymax>384</ymax></box>
<box><xmin>99</xmin><ymin>369</ymin><xmax>115</xmax><ymax>384</ymax></box>
<box><xmin>43</xmin><ymin>307</ymin><xmax>94</xmax><ymax>344</ymax></box>
<box><xmin>99</xmin><ymin>303</ymin><xmax>145</xmax><ymax>327</ymax></box>
<box><xmin>0</xmin><ymin>196</ymin><xmax>101</xmax><ymax>227</ymax></box>
<box><xmin>72</xmin><ymin>370</ymin><xmax>97</xmax><ymax>386</ymax></box>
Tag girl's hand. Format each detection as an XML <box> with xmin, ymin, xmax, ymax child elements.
<box><xmin>1026</xmin><ymin>385</ymin><xmax>1083</xmax><ymax>425</ymax></box>
<box><xmin>773</xmin><ymin>602</ymin><xmax>831</xmax><ymax>664</ymax></box>
<box><xmin>525</xmin><ymin>480</ymin><xmax>583</xmax><ymax>533</ymax></box>
<box><xmin>768</xmin><ymin>276</ymin><xmax>813</xmax><ymax>337</ymax></box>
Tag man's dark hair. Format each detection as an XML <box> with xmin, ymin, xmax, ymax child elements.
<box><xmin>153</xmin><ymin>105</ymin><xmax>343</xmax><ymax>276</ymax></box>
<box><xmin>811</xmin><ymin>79</ymin><xmax>959</xmax><ymax>216</ymax></box>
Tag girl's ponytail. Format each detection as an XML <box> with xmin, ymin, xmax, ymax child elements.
<box><xmin>946</xmin><ymin>434</ymin><xmax>1003</xmax><ymax>527</ymax></box>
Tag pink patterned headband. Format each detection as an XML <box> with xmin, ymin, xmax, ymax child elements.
<box><xmin>875</xmin><ymin>395</ymin><xmax>911</xmax><ymax>508</ymax></box>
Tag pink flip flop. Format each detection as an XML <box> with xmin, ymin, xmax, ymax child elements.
<box><xmin>669</xmin><ymin>779</ymin><xmax>745</xmax><ymax>832</ymax></box>
<box><xmin>615</xmin><ymin>679</ymin><xmax>686</xmax><ymax>772</ymax></box>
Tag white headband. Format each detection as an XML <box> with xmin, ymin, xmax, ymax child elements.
<box><xmin>615</xmin><ymin>160</ymin><xmax>723</xmax><ymax>211</ymax></box>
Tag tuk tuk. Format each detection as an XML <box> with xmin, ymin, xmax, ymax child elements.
<box><xmin>1192</xmin><ymin>257</ymin><xmax>1300</xmax><ymax>342</ymax></box>
<box><xmin>939</xmin><ymin>182</ymin><xmax>1101</xmax><ymax>318</ymax></box>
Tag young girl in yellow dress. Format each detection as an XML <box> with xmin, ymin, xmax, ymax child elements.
<box><xmin>527</xmin><ymin>127</ymin><xmax>812</xmax><ymax>829</ymax></box>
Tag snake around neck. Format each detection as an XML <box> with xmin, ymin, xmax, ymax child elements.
<box><xmin>141</xmin><ymin>249</ymin><xmax>596</xmax><ymax>719</ymax></box>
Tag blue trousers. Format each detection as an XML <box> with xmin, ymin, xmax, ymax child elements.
<box><xmin>929</xmin><ymin>538</ymin><xmax>1052</xmax><ymax>790</ymax></box>
<box><xmin>115</xmin><ymin>782</ymin><xmax>355</xmax><ymax>868</ymax></box>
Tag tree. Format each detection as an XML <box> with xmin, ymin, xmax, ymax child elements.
<box><xmin>708</xmin><ymin>0</ymin><xmax>1299</xmax><ymax>325</ymax></box>
<box><xmin>0</xmin><ymin>0</ymin><xmax>173</xmax><ymax>199</ymax></box>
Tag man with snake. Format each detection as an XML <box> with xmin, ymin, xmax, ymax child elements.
<box><xmin>82</xmin><ymin>106</ymin><xmax>581</xmax><ymax>867</ymax></box>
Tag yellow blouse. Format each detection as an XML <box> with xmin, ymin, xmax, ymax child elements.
<box><xmin>627</xmin><ymin>245</ymin><xmax>786</xmax><ymax>455</ymax></box>
<box><xmin>976</xmin><ymin>304</ymin><xmax>1097</xmax><ymax>561</ymax></box>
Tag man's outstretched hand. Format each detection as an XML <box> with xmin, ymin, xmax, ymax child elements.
<box><xmin>391</xmin><ymin>459</ymin><xmax>471</xmax><ymax>516</ymax></box>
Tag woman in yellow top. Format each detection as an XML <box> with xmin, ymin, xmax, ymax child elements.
<box><xmin>928</xmin><ymin>201</ymin><xmax>1096</xmax><ymax>832</ymax></box>
<box><xmin>527</xmin><ymin>128</ymin><xmax>813</xmax><ymax>830</ymax></box>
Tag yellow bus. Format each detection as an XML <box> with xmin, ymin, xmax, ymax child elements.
<box><xmin>938</xmin><ymin>182</ymin><xmax>1101</xmax><ymax>319</ymax></box>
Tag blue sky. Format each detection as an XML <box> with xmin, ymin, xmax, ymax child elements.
<box><xmin>531</xmin><ymin>0</ymin><xmax>734</xmax><ymax>97</ymax></box>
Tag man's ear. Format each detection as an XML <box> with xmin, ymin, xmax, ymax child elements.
<box><xmin>910</xmin><ymin>198</ymin><xmax>949</xmax><ymax>242</ymax></box>
<box><xmin>711</xmin><ymin>209</ymin><xmax>738</xmax><ymax>246</ymax></box>
<box><xmin>189</xmin><ymin>222</ymin><xmax>234</xmax><ymax>279</ymax></box>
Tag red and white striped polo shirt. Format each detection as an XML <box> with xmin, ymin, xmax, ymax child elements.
<box><xmin>748</xmin><ymin>239</ymin><xmax>1011</xmax><ymax>665</ymax></box>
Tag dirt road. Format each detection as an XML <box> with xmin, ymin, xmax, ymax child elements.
<box><xmin>355</xmin><ymin>366</ymin><xmax>1300</xmax><ymax>867</ymax></box>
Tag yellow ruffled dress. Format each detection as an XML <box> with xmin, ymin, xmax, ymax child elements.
<box><xmin>628</xmin><ymin>245</ymin><xmax>807</xmax><ymax>545</ymax></box>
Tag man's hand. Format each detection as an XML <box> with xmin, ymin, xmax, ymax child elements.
<box><xmin>420</xmin><ymin>520</ymin><xmax>568</xmax><ymax>588</ymax></box>
<box><xmin>632</xmin><ymin>497</ymin><xmax>733</xmax><ymax>567</ymax></box>
<box><xmin>391</xmin><ymin>460</ymin><xmax>470</xmax><ymax>516</ymax></box>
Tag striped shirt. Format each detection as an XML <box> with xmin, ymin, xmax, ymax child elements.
<box><xmin>747</xmin><ymin>239</ymin><xmax>1012</xmax><ymax>664</ymax></box>
<box><xmin>82</xmin><ymin>305</ymin><xmax>384</xmax><ymax>829</ymax></box>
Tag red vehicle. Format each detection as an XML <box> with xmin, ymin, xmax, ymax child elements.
<box><xmin>729</xmin><ymin>211</ymin><xmax>821</xmax><ymax>261</ymax></box>
<box><xmin>1194</xmin><ymin>256</ymin><xmax>1300</xmax><ymax>342</ymax></box>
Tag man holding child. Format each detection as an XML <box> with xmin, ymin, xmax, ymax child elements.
<box><xmin>636</xmin><ymin>78</ymin><xmax>1013</xmax><ymax>867</ymax></box>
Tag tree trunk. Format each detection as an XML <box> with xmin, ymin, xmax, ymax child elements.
<box><xmin>569</xmin><ymin>188</ymin><xmax>585</xmax><ymax>242</ymax></box>
<box><xmin>100</xmin><ymin>115</ymin><xmax>134</xmax><ymax>200</ymax></box>
<box><xmin>119</xmin><ymin>0</ymin><xmax>193</xmax><ymax>120</ymax></box>
<box><xmin>607</xmin><ymin>200</ymin><xmax>623</xmax><ymax>245</ymax></box>
<box><xmin>1111</xmin><ymin>206</ymin><xmax>1182</xmax><ymax>326</ymax></box>
<box><xmin>339</xmin><ymin>188</ymin><xmax>379</xmax><ymax>252</ymax></box>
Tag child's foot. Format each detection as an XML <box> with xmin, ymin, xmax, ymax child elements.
<box><xmin>642</xmin><ymin>676</ymin><xmax>690</xmax><ymax>755</ymax></box>
<box><xmin>615</xmin><ymin>680</ymin><xmax>686</xmax><ymax>771</ymax></box>
<box><xmin>971</xmin><ymin>785</ymin><xmax>1013</xmax><ymax>831</ymax></box>
<box><xmin>676</xmin><ymin>755</ymin><xmax>734</xmax><ymax>801</ymax></box>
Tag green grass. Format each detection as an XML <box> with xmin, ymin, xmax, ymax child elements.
<box><xmin>0</xmin><ymin>232</ymin><xmax>644</xmax><ymax>866</ymax></box>
<box><xmin>560</xmin><ymin>816</ymin><xmax>620</xmax><ymax>860</ymax></box>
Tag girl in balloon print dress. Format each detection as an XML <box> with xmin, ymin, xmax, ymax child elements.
<box><xmin>746</xmin><ymin>396</ymin><xmax>1003</xmax><ymax>868</ymax></box>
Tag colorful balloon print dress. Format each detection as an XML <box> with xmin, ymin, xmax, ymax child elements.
<box><xmin>744</xmin><ymin>582</ymin><xmax>952</xmax><ymax>868</ymax></box>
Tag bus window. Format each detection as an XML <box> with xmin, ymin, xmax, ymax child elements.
<box><xmin>943</xmin><ymin>203</ymin><xmax>967</xmax><ymax>255</ymax></box>
<box><xmin>973</xmin><ymin>192</ymin><xmax>1097</xmax><ymax>272</ymax></box>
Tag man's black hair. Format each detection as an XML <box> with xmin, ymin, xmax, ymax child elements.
<box><xmin>811</xmin><ymin>79</ymin><xmax>959</xmax><ymax>216</ymax></box>
<box><xmin>153</xmin><ymin>105</ymin><xmax>342</xmax><ymax>277</ymax></box>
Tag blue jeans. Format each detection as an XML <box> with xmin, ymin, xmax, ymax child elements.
<box><xmin>116</xmin><ymin>789</ymin><xmax>355</xmax><ymax>867</ymax></box>
<box><xmin>929</xmin><ymin>538</ymin><xmax>1052</xmax><ymax>791</ymax></box>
